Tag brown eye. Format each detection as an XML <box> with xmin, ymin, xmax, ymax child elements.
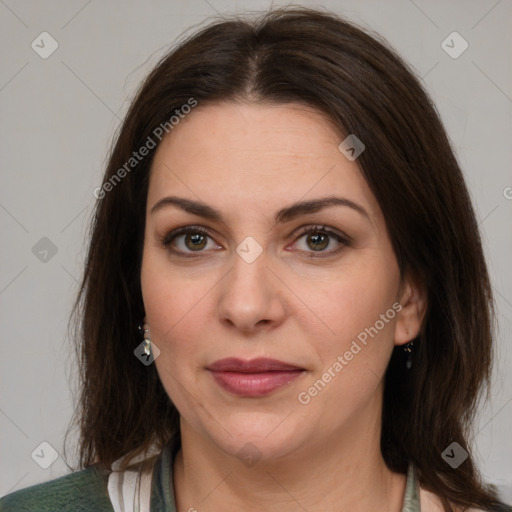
<box><xmin>162</xmin><ymin>227</ymin><xmax>221</xmax><ymax>256</ymax></box>
<box><xmin>292</xmin><ymin>225</ymin><xmax>350</xmax><ymax>257</ymax></box>
<box><xmin>183</xmin><ymin>232</ymin><xmax>208</xmax><ymax>251</ymax></box>
<box><xmin>305</xmin><ymin>232</ymin><xmax>330</xmax><ymax>251</ymax></box>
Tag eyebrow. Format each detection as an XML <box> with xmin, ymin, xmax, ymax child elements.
<box><xmin>150</xmin><ymin>195</ymin><xmax>370</xmax><ymax>223</ymax></box>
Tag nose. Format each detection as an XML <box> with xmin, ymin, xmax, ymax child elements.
<box><xmin>217</xmin><ymin>249</ymin><xmax>287</xmax><ymax>334</ymax></box>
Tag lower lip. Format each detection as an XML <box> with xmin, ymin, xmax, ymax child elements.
<box><xmin>209</xmin><ymin>370</ymin><xmax>304</xmax><ymax>397</ymax></box>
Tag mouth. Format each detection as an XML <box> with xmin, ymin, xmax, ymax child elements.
<box><xmin>206</xmin><ymin>358</ymin><xmax>306</xmax><ymax>397</ymax></box>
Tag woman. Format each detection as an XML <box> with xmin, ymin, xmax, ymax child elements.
<box><xmin>0</xmin><ymin>6</ymin><xmax>509</xmax><ymax>512</ymax></box>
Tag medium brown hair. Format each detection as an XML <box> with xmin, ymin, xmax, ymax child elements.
<box><xmin>66</xmin><ymin>7</ymin><xmax>508</xmax><ymax>511</ymax></box>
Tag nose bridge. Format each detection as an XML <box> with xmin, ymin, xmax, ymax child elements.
<box><xmin>217</xmin><ymin>246</ymin><xmax>285</xmax><ymax>331</ymax></box>
<box><xmin>232</xmin><ymin>247</ymin><xmax>268</xmax><ymax>292</ymax></box>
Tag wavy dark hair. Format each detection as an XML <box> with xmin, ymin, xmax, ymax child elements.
<box><xmin>65</xmin><ymin>7</ymin><xmax>509</xmax><ymax>511</ymax></box>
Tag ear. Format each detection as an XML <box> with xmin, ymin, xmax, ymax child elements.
<box><xmin>394</xmin><ymin>272</ymin><xmax>428</xmax><ymax>346</ymax></box>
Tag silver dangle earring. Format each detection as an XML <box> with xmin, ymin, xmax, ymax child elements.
<box><xmin>138</xmin><ymin>320</ymin><xmax>152</xmax><ymax>361</ymax></box>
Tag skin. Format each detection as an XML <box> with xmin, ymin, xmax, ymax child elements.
<box><xmin>140</xmin><ymin>101</ymin><xmax>428</xmax><ymax>512</ymax></box>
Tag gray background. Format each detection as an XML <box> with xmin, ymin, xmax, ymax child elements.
<box><xmin>1</xmin><ymin>0</ymin><xmax>511</xmax><ymax>501</ymax></box>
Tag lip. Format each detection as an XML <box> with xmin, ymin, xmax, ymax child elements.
<box><xmin>207</xmin><ymin>358</ymin><xmax>305</xmax><ymax>397</ymax></box>
<box><xmin>208</xmin><ymin>357</ymin><xmax>303</xmax><ymax>373</ymax></box>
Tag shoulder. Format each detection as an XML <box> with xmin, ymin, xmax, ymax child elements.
<box><xmin>419</xmin><ymin>486</ymin><xmax>489</xmax><ymax>512</ymax></box>
<box><xmin>0</xmin><ymin>465</ymin><xmax>114</xmax><ymax>512</ymax></box>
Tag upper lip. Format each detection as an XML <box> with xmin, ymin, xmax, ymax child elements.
<box><xmin>207</xmin><ymin>358</ymin><xmax>304</xmax><ymax>373</ymax></box>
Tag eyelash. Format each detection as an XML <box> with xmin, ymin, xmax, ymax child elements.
<box><xmin>160</xmin><ymin>225</ymin><xmax>351</xmax><ymax>258</ymax></box>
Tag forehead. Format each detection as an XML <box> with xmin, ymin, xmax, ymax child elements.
<box><xmin>147</xmin><ymin>101</ymin><xmax>381</xmax><ymax>225</ymax></box>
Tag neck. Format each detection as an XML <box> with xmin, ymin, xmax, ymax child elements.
<box><xmin>172</xmin><ymin>406</ymin><xmax>406</xmax><ymax>511</ymax></box>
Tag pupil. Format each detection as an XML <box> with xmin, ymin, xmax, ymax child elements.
<box><xmin>309</xmin><ymin>233</ymin><xmax>328</xmax><ymax>251</ymax></box>
<box><xmin>187</xmin><ymin>233</ymin><xmax>206</xmax><ymax>250</ymax></box>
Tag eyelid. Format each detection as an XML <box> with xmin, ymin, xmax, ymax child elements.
<box><xmin>160</xmin><ymin>225</ymin><xmax>215</xmax><ymax>246</ymax></box>
<box><xmin>291</xmin><ymin>224</ymin><xmax>352</xmax><ymax>244</ymax></box>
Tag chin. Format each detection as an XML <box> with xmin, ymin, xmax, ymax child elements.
<box><xmin>201</xmin><ymin>413</ymin><xmax>307</xmax><ymax>463</ymax></box>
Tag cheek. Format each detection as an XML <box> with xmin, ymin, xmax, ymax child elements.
<box><xmin>294</xmin><ymin>272</ymin><xmax>398</xmax><ymax>426</ymax></box>
<box><xmin>141</xmin><ymin>246</ymin><xmax>212</xmax><ymax>327</ymax></box>
<box><xmin>293</xmin><ymin>260</ymin><xmax>399</xmax><ymax>349</ymax></box>
<box><xmin>293</xmin><ymin>261</ymin><xmax>400</xmax><ymax>421</ymax></box>
<box><xmin>141</xmin><ymin>251</ymin><xmax>210</xmax><ymax>366</ymax></box>
<box><xmin>141</xmin><ymin>260</ymin><xmax>211</xmax><ymax>413</ymax></box>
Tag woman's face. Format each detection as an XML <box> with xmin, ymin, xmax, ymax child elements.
<box><xmin>141</xmin><ymin>101</ymin><xmax>420</xmax><ymax>462</ymax></box>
